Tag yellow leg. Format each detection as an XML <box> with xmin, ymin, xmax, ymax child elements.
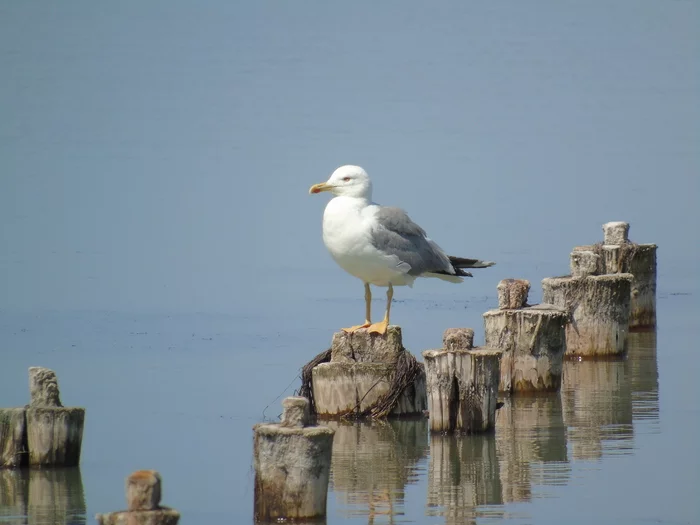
<box><xmin>342</xmin><ymin>283</ymin><xmax>372</xmax><ymax>332</ymax></box>
<box><xmin>369</xmin><ymin>284</ymin><xmax>393</xmax><ymax>334</ymax></box>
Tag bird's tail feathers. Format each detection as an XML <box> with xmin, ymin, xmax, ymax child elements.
<box><xmin>449</xmin><ymin>256</ymin><xmax>496</xmax><ymax>269</ymax></box>
<box><xmin>424</xmin><ymin>272</ymin><xmax>465</xmax><ymax>283</ymax></box>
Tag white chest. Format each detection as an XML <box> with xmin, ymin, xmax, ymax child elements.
<box><xmin>320</xmin><ymin>197</ymin><xmax>409</xmax><ymax>285</ymax></box>
<box><xmin>321</xmin><ymin>197</ymin><xmax>373</xmax><ymax>258</ymax></box>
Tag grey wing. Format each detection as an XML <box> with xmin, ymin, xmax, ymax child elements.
<box><xmin>371</xmin><ymin>206</ymin><xmax>455</xmax><ymax>276</ymax></box>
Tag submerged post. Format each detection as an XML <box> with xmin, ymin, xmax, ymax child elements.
<box><xmin>422</xmin><ymin>329</ymin><xmax>501</xmax><ymax>433</ymax></box>
<box><xmin>483</xmin><ymin>280</ymin><xmax>568</xmax><ymax>392</ymax></box>
<box><xmin>542</xmin><ymin>252</ymin><xmax>633</xmax><ymax>358</ymax></box>
<box><xmin>25</xmin><ymin>367</ymin><xmax>85</xmax><ymax>467</ymax></box>
<box><xmin>253</xmin><ymin>396</ymin><xmax>335</xmax><ymax>522</ymax></box>
<box><xmin>96</xmin><ymin>470</ymin><xmax>180</xmax><ymax>524</ymax></box>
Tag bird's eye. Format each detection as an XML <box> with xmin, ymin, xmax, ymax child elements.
<box><xmin>343</xmin><ymin>177</ymin><xmax>351</xmax><ymax>182</ymax></box>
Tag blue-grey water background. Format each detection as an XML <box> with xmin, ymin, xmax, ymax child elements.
<box><xmin>1</xmin><ymin>2</ymin><xmax>698</xmax><ymax>524</ymax></box>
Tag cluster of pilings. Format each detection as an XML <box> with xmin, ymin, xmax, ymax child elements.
<box><xmin>249</xmin><ymin>221</ymin><xmax>657</xmax><ymax>521</ymax></box>
<box><xmin>0</xmin><ymin>368</ymin><xmax>180</xmax><ymax>523</ymax></box>
<box><xmin>542</xmin><ymin>221</ymin><xmax>657</xmax><ymax>357</ymax></box>
<box><xmin>2</xmin><ymin>222</ymin><xmax>648</xmax><ymax>522</ymax></box>
<box><xmin>422</xmin><ymin>277</ymin><xmax>569</xmax><ymax>434</ymax></box>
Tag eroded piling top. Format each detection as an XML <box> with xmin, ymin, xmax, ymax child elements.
<box><xmin>96</xmin><ymin>470</ymin><xmax>180</xmax><ymax>525</ymax></box>
<box><xmin>127</xmin><ymin>470</ymin><xmax>162</xmax><ymax>511</ymax></box>
<box><xmin>29</xmin><ymin>367</ymin><xmax>63</xmax><ymax>408</ymax></box>
<box><xmin>254</xmin><ymin>423</ymin><xmax>335</xmax><ymax>438</ymax></box>
<box><xmin>542</xmin><ymin>272</ymin><xmax>634</xmax><ymax>287</ymax></box>
<box><xmin>483</xmin><ymin>303</ymin><xmax>567</xmax><ymax>318</ymax></box>
<box><xmin>281</xmin><ymin>397</ymin><xmax>311</xmax><ymax>428</ymax></box>
<box><xmin>497</xmin><ymin>279</ymin><xmax>530</xmax><ymax>309</ymax></box>
<box><xmin>254</xmin><ymin>396</ymin><xmax>334</xmax><ymax>437</ymax></box>
<box><xmin>603</xmin><ymin>221</ymin><xmax>630</xmax><ymax>245</ymax></box>
<box><xmin>423</xmin><ymin>347</ymin><xmax>501</xmax><ymax>359</ymax></box>
<box><xmin>443</xmin><ymin>328</ymin><xmax>474</xmax><ymax>350</ymax></box>
<box><xmin>570</xmin><ymin>250</ymin><xmax>601</xmax><ymax>278</ymax></box>
<box><xmin>330</xmin><ymin>326</ymin><xmax>403</xmax><ymax>364</ymax></box>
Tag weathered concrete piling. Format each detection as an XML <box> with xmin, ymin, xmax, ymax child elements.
<box><xmin>574</xmin><ymin>221</ymin><xmax>657</xmax><ymax>330</ymax></box>
<box><xmin>0</xmin><ymin>408</ymin><xmax>27</xmax><ymax>468</ymax></box>
<box><xmin>311</xmin><ymin>327</ymin><xmax>427</xmax><ymax>418</ymax></box>
<box><xmin>483</xmin><ymin>279</ymin><xmax>568</xmax><ymax>393</ymax></box>
<box><xmin>543</xmin><ymin>252</ymin><xmax>633</xmax><ymax>358</ymax></box>
<box><xmin>96</xmin><ymin>470</ymin><xmax>180</xmax><ymax>525</ymax></box>
<box><xmin>1</xmin><ymin>367</ymin><xmax>85</xmax><ymax>468</ymax></box>
<box><xmin>422</xmin><ymin>329</ymin><xmax>501</xmax><ymax>433</ymax></box>
<box><xmin>253</xmin><ymin>396</ymin><xmax>335</xmax><ymax>522</ymax></box>
<box><xmin>26</xmin><ymin>367</ymin><xmax>85</xmax><ymax>467</ymax></box>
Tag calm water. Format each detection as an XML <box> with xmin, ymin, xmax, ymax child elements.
<box><xmin>1</xmin><ymin>2</ymin><xmax>698</xmax><ymax>524</ymax></box>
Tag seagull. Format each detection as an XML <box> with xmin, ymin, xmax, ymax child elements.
<box><xmin>309</xmin><ymin>165</ymin><xmax>495</xmax><ymax>335</ymax></box>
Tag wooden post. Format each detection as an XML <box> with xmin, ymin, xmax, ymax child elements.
<box><xmin>253</xmin><ymin>397</ymin><xmax>335</xmax><ymax>522</ymax></box>
<box><xmin>0</xmin><ymin>408</ymin><xmax>27</xmax><ymax>468</ymax></box>
<box><xmin>96</xmin><ymin>470</ymin><xmax>180</xmax><ymax>525</ymax></box>
<box><xmin>603</xmin><ymin>221</ymin><xmax>630</xmax><ymax>245</ymax></box>
<box><xmin>497</xmin><ymin>279</ymin><xmax>530</xmax><ymax>309</ymax></box>
<box><xmin>25</xmin><ymin>367</ymin><xmax>85</xmax><ymax>467</ymax></box>
<box><xmin>422</xmin><ymin>331</ymin><xmax>501</xmax><ymax>433</ymax></box>
<box><xmin>311</xmin><ymin>327</ymin><xmax>427</xmax><ymax>418</ymax></box>
<box><xmin>542</xmin><ymin>252</ymin><xmax>633</xmax><ymax>358</ymax></box>
<box><xmin>483</xmin><ymin>279</ymin><xmax>568</xmax><ymax>393</ymax></box>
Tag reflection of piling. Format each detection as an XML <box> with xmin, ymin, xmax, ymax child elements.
<box><xmin>310</xmin><ymin>327</ymin><xmax>427</xmax><ymax>418</ymax></box>
<box><xmin>1</xmin><ymin>467</ymin><xmax>86</xmax><ymax>525</ymax></box>
<box><xmin>561</xmin><ymin>359</ymin><xmax>633</xmax><ymax>460</ymax></box>
<box><xmin>327</xmin><ymin>419</ymin><xmax>429</xmax><ymax>521</ymax></box>
<box><xmin>495</xmin><ymin>395</ymin><xmax>569</xmax><ymax>503</ymax></box>
<box><xmin>0</xmin><ymin>469</ymin><xmax>28</xmax><ymax>519</ymax></box>
<box><xmin>253</xmin><ymin>397</ymin><xmax>335</xmax><ymax>522</ymax></box>
<box><xmin>1</xmin><ymin>367</ymin><xmax>85</xmax><ymax>469</ymax></box>
<box><xmin>575</xmin><ymin>221</ymin><xmax>657</xmax><ymax>330</ymax></box>
<box><xmin>28</xmin><ymin>468</ymin><xmax>87</xmax><ymax>525</ymax></box>
<box><xmin>483</xmin><ymin>280</ymin><xmax>568</xmax><ymax>393</ymax></box>
<box><xmin>96</xmin><ymin>470</ymin><xmax>180</xmax><ymax>525</ymax></box>
<box><xmin>627</xmin><ymin>331</ymin><xmax>659</xmax><ymax>422</ymax></box>
<box><xmin>423</xmin><ymin>329</ymin><xmax>501</xmax><ymax>433</ymax></box>
<box><xmin>426</xmin><ymin>433</ymin><xmax>503</xmax><ymax>525</ymax></box>
<box><xmin>542</xmin><ymin>253</ymin><xmax>633</xmax><ymax>358</ymax></box>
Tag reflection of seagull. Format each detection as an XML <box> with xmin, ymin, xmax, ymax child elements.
<box><xmin>309</xmin><ymin>165</ymin><xmax>495</xmax><ymax>334</ymax></box>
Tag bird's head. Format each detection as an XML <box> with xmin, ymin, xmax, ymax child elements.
<box><xmin>309</xmin><ymin>165</ymin><xmax>372</xmax><ymax>199</ymax></box>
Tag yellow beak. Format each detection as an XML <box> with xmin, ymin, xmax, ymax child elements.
<box><xmin>309</xmin><ymin>182</ymin><xmax>333</xmax><ymax>195</ymax></box>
